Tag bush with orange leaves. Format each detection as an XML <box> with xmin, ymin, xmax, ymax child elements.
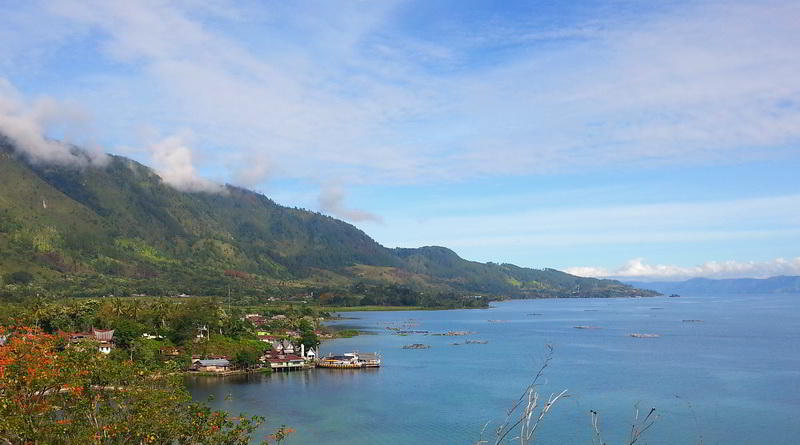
<box><xmin>0</xmin><ymin>325</ymin><xmax>287</xmax><ymax>445</ymax></box>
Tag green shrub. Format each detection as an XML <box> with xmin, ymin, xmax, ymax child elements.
<box><xmin>5</xmin><ymin>270</ymin><xmax>34</xmax><ymax>285</ymax></box>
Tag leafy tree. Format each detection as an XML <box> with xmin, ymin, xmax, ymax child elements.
<box><xmin>109</xmin><ymin>318</ymin><xmax>147</xmax><ymax>350</ymax></box>
<box><xmin>232</xmin><ymin>349</ymin><xmax>260</xmax><ymax>370</ymax></box>
<box><xmin>0</xmin><ymin>326</ymin><xmax>288</xmax><ymax>444</ymax></box>
<box><xmin>297</xmin><ymin>319</ymin><xmax>319</xmax><ymax>352</ymax></box>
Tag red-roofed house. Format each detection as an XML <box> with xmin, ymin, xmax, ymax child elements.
<box><xmin>261</xmin><ymin>351</ymin><xmax>304</xmax><ymax>371</ymax></box>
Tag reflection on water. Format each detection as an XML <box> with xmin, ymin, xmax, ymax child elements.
<box><xmin>187</xmin><ymin>294</ymin><xmax>800</xmax><ymax>445</ymax></box>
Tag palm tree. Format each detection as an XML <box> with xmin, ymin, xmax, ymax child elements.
<box><xmin>127</xmin><ymin>298</ymin><xmax>142</xmax><ymax>320</ymax></box>
<box><xmin>151</xmin><ymin>298</ymin><xmax>170</xmax><ymax>331</ymax></box>
<box><xmin>111</xmin><ymin>298</ymin><xmax>127</xmax><ymax>318</ymax></box>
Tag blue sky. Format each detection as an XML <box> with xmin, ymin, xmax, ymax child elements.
<box><xmin>1</xmin><ymin>0</ymin><xmax>799</xmax><ymax>280</ymax></box>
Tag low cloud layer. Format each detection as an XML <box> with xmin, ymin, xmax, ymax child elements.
<box><xmin>318</xmin><ymin>186</ymin><xmax>382</xmax><ymax>223</ymax></box>
<box><xmin>0</xmin><ymin>78</ymin><xmax>106</xmax><ymax>166</ymax></box>
<box><xmin>566</xmin><ymin>257</ymin><xmax>800</xmax><ymax>282</ymax></box>
<box><xmin>148</xmin><ymin>134</ymin><xmax>224</xmax><ymax>193</ymax></box>
<box><xmin>1</xmin><ymin>76</ymin><xmax>222</xmax><ymax>194</ymax></box>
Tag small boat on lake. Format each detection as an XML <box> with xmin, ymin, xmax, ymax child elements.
<box><xmin>316</xmin><ymin>352</ymin><xmax>381</xmax><ymax>369</ymax></box>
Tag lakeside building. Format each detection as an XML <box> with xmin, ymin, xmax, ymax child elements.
<box><xmin>267</xmin><ymin>339</ymin><xmax>297</xmax><ymax>354</ymax></box>
<box><xmin>191</xmin><ymin>358</ymin><xmax>232</xmax><ymax>373</ymax></box>
<box><xmin>261</xmin><ymin>351</ymin><xmax>305</xmax><ymax>371</ymax></box>
<box><xmin>304</xmin><ymin>346</ymin><xmax>316</xmax><ymax>361</ymax></box>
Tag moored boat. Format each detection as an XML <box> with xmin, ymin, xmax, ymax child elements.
<box><xmin>316</xmin><ymin>352</ymin><xmax>381</xmax><ymax>369</ymax></box>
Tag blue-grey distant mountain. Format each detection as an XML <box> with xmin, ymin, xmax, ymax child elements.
<box><xmin>626</xmin><ymin>276</ymin><xmax>800</xmax><ymax>295</ymax></box>
<box><xmin>0</xmin><ymin>136</ymin><xmax>656</xmax><ymax>301</ymax></box>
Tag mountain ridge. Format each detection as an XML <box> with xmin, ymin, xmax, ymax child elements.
<box><xmin>626</xmin><ymin>275</ymin><xmax>800</xmax><ymax>295</ymax></box>
<box><xmin>0</xmin><ymin>137</ymin><xmax>656</xmax><ymax>302</ymax></box>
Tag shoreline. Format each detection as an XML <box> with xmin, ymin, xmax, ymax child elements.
<box><xmin>320</xmin><ymin>304</ymin><xmax>494</xmax><ymax>313</ymax></box>
<box><xmin>319</xmin><ymin>293</ymin><xmax>665</xmax><ymax>316</ymax></box>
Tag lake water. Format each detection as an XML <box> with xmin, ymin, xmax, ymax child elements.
<box><xmin>187</xmin><ymin>294</ymin><xmax>800</xmax><ymax>444</ymax></box>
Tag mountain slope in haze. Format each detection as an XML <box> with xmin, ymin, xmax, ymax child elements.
<box><xmin>0</xmin><ymin>138</ymin><xmax>655</xmax><ymax>301</ymax></box>
<box><xmin>627</xmin><ymin>276</ymin><xmax>800</xmax><ymax>295</ymax></box>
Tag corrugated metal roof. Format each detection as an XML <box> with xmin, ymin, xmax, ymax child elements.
<box><xmin>197</xmin><ymin>359</ymin><xmax>230</xmax><ymax>366</ymax></box>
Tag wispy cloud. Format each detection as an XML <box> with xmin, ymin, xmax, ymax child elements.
<box><xmin>2</xmin><ymin>0</ymin><xmax>797</xmax><ymax>188</ymax></box>
<box><xmin>0</xmin><ymin>78</ymin><xmax>106</xmax><ymax>166</ymax></box>
<box><xmin>318</xmin><ymin>185</ymin><xmax>382</xmax><ymax>223</ymax></box>
<box><xmin>567</xmin><ymin>257</ymin><xmax>800</xmax><ymax>281</ymax></box>
<box><xmin>374</xmin><ymin>194</ymin><xmax>800</xmax><ymax>249</ymax></box>
<box><xmin>147</xmin><ymin>133</ymin><xmax>225</xmax><ymax>193</ymax></box>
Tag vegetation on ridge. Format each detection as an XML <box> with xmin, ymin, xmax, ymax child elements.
<box><xmin>0</xmin><ymin>138</ymin><xmax>656</xmax><ymax>304</ymax></box>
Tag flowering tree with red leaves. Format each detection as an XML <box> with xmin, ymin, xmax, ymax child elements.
<box><xmin>0</xmin><ymin>326</ymin><xmax>289</xmax><ymax>445</ymax></box>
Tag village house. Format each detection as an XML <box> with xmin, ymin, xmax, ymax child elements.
<box><xmin>191</xmin><ymin>358</ymin><xmax>231</xmax><ymax>373</ymax></box>
<box><xmin>258</xmin><ymin>334</ymin><xmax>279</xmax><ymax>343</ymax></box>
<box><xmin>244</xmin><ymin>314</ymin><xmax>268</xmax><ymax>326</ymax></box>
<box><xmin>304</xmin><ymin>346</ymin><xmax>316</xmax><ymax>361</ymax></box>
<box><xmin>62</xmin><ymin>328</ymin><xmax>115</xmax><ymax>354</ymax></box>
<box><xmin>271</xmin><ymin>339</ymin><xmax>296</xmax><ymax>354</ymax></box>
<box><xmin>261</xmin><ymin>351</ymin><xmax>304</xmax><ymax>371</ymax></box>
<box><xmin>93</xmin><ymin>328</ymin><xmax>114</xmax><ymax>354</ymax></box>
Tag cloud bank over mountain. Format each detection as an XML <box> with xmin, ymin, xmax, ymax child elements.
<box><xmin>147</xmin><ymin>134</ymin><xmax>225</xmax><ymax>194</ymax></box>
<box><xmin>567</xmin><ymin>257</ymin><xmax>800</xmax><ymax>282</ymax></box>
<box><xmin>0</xmin><ymin>78</ymin><xmax>106</xmax><ymax>167</ymax></box>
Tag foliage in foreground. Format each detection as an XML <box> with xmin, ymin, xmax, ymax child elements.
<box><xmin>0</xmin><ymin>326</ymin><xmax>287</xmax><ymax>445</ymax></box>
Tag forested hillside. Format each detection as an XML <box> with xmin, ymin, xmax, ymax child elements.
<box><xmin>0</xmin><ymin>137</ymin><xmax>655</xmax><ymax>303</ymax></box>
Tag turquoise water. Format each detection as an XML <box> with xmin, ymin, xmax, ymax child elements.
<box><xmin>187</xmin><ymin>294</ymin><xmax>800</xmax><ymax>444</ymax></box>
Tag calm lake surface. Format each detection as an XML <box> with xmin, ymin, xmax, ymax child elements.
<box><xmin>187</xmin><ymin>294</ymin><xmax>800</xmax><ymax>445</ymax></box>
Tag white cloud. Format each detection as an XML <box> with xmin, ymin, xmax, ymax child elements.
<box><xmin>318</xmin><ymin>185</ymin><xmax>382</xmax><ymax>224</ymax></box>
<box><xmin>445</xmin><ymin>0</ymin><xmax>800</xmax><ymax>176</ymax></box>
<box><xmin>148</xmin><ymin>134</ymin><xmax>225</xmax><ymax>193</ymax></box>
<box><xmin>566</xmin><ymin>257</ymin><xmax>800</xmax><ymax>281</ymax></box>
<box><xmin>2</xmin><ymin>0</ymin><xmax>797</xmax><ymax>188</ymax></box>
<box><xmin>0</xmin><ymin>78</ymin><xmax>106</xmax><ymax>166</ymax></box>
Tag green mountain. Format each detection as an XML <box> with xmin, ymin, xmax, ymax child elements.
<box><xmin>0</xmin><ymin>138</ymin><xmax>655</xmax><ymax>302</ymax></box>
<box><xmin>627</xmin><ymin>276</ymin><xmax>800</xmax><ymax>295</ymax></box>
